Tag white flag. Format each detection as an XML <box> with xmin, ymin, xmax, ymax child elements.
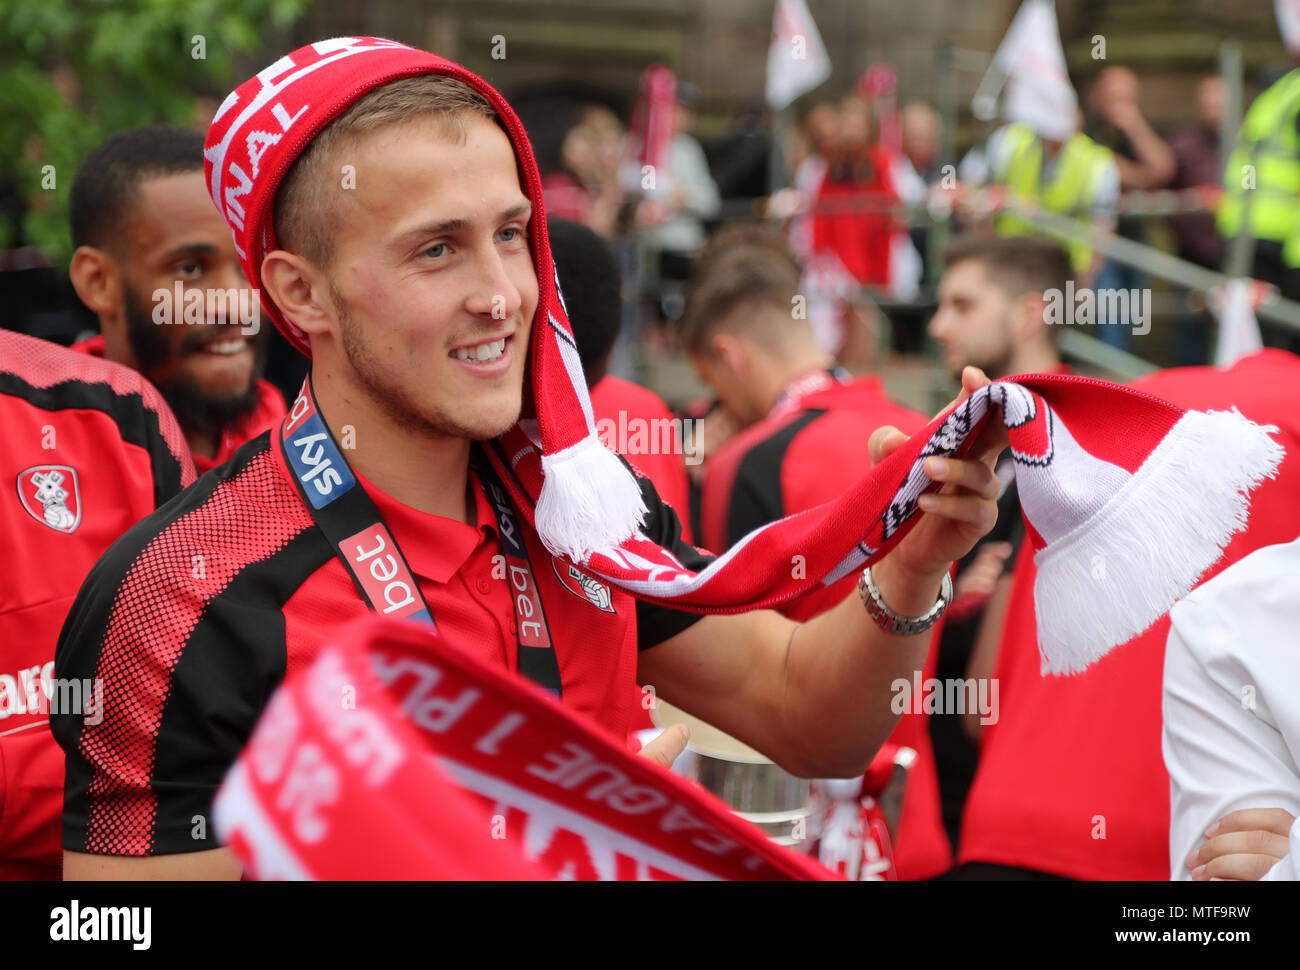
<box><xmin>978</xmin><ymin>0</ymin><xmax>1078</xmax><ymax>141</ymax></box>
<box><xmin>765</xmin><ymin>0</ymin><xmax>831</xmax><ymax>111</ymax></box>
<box><xmin>1214</xmin><ymin>279</ymin><xmax>1265</xmax><ymax>368</ymax></box>
<box><xmin>1277</xmin><ymin>0</ymin><xmax>1300</xmax><ymax>54</ymax></box>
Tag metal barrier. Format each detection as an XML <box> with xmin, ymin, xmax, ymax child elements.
<box><xmin>1009</xmin><ymin>203</ymin><xmax>1300</xmax><ymax>336</ymax></box>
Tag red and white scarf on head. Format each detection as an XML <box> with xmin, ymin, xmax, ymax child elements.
<box><xmin>204</xmin><ymin>35</ymin><xmax>647</xmax><ymax>562</ymax></box>
<box><xmin>209</xmin><ymin>38</ymin><xmax>1285</xmax><ymax>877</ymax></box>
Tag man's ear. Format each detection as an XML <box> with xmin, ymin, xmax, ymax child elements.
<box><xmin>709</xmin><ymin>332</ymin><xmax>750</xmax><ymax>378</ymax></box>
<box><xmin>1015</xmin><ymin>291</ymin><xmax>1048</xmax><ymax>342</ymax></box>
<box><xmin>69</xmin><ymin>246</ymin><xmax>122</xmax><ymax>321</ymax></box>
<box><xmin>260</xmin><ymin>250</ymin><xmax>335</xmax><ymax>339</ymax></box>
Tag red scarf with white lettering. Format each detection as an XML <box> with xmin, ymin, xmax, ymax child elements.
<box><xmin>213</xmin><ymin>615</ymin><xmax>835</xmax><ymax>880</ymax></box>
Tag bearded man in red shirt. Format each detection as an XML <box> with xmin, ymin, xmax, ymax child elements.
<box><xmin>67</xmin><ymin>126</ymin><xmax>286</xmax><ymax>473</ymax></box>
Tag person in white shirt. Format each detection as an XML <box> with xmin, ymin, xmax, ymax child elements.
<box><xmin>1163</xmin><ymin>533</ymin><xmax>1300</xmax><ymax>880</ymax></box>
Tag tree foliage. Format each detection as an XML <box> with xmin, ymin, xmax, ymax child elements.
<box><xmin>0</xmin><ymin>0</ymin><xmax>311</xmax><ymax>261</ymax></box>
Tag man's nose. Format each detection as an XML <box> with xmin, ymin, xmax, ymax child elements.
<box><xmin>467</xmin><ymin>247</ymin><xmax>522</xmax><ymax>321</ymax></box>
<box><xmin>928</xmin><ymin>310</ymin><xmax>947</xmax><ymax>340</ymax></box>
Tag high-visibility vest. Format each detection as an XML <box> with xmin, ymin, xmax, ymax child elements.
<box><xmin>992</xmin><ymin>123</ymin><xmax>1115</xmax><ymax>272</ymax></box>
<box><xmin>1217</xmin><ymin>68</ymin><xmax>1300</xmax><ymax>268</ymax></box>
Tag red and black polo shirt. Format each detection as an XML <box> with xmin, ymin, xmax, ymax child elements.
<box><xmin>52</xmin><ymin>425</ymin><xmax>712</xmax><ymax>857</ymax></box>
<box><xmin>1</xmin><ymin>328</ymin><xmax>194</xmax><ymax>878</ymax></box>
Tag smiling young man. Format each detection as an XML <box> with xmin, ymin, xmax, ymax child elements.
<box><xmin>52</xmin><ymin>38</ymin><xmax>1001</xmax><ymax>879</ymax></box>
<box><xmin>68</xmin><ymin>126</ymin><xmax>285</xmax><ymax>472</ymax></box>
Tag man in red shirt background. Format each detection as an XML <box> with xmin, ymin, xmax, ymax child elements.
<box><xmin>685</xmin><ymin>236</ymin><xmax>926</xmax><ymax>617</ymax></box>
<box><xmin>0</xmin><ymin>328</ymin><xmax>195</xmax><ymax>879</ymax></box>
<box><xmin>67</xmin><ymin>126</ymin><xmax>285</xmax><ymax>473</ymax></box>
<box><xmin>907</xmin><ymin>236</ymin><xmax>1074</xmax><ymax>872</ymax></box>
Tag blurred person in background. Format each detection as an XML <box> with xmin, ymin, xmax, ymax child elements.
<box><xmin>643</xmin><ymin>81</ymin><xmax>721</xmax><ymax>321</ymax></box>
<box><xmin>784</xmin><ymin>102</ymin><xmax>839</xmax><ymax>269</ymax></box>
<box><xmin>548</xmin><ymin>218</ymin><xmax>692</xmax><ymax>539</ymax></box>
<box><xmin>898</xmin><ymin>102</ymin><xmax>945</xmax><ymax>283</ymax></box>
<box><xmin>1084</xmin><ymin>66</ymin><xmax>1175</xmax><ymax>350</ymax></box>
<box><xmin>1167</xmin><ymin>74</ymin><xmax>1228</xmax><ymax>364</ymax></box>
<box><xmin>1086</xmin><ymin>66</ymin><xmax>1176</xmax><ymax>192</ymax></box>
<box><xmin>1217</xmin><ymin>50</ymin><xmax>1300</xmax><ymax>344</ymax></box>
<box><xmin>928</xmin><ymin>236</ymin><xmax>1067</xmax><ymax>382</ymax></box>
<box><xmin>674</xmin><ymin>223</ymin><xmax>797</xmax><ymax>538</ymax></box>
<box><xmin>976</xmin><ymin>95</ymin><xmax>1118</xmax><ymax>292</ymax></box>
<box><xmin>66</xmin><ymin>126</ymin><xmax>284</xmax><ymax>473</ymax></box>
<box><xmin>681</xmin><ymin>232</ymin><xmax>941</xmax><ymax>879</ymax></box>
<box><xmin>682</xmin><ymin>235</ymin><xmax>925</xmax><ymax>615</ymax></box>
<box><xmin>538</xmin><ymin>101</ymin><xmax>626</xmax><ymax>239</ymax></box>
<box><xmin>913</xmin><ymin>235</ymin><xmax>1070</xmax><ymax>867</ymax></box>
<box><xmin>900</xmin><ymin>102</ymin><xmax>944</xmax><ymax>189</ymax></box>
<box><xmin>805</xmin><ymin>95</ymin><xmax>919</xmax><ymax>302</ymax></box>
<box><xmin>0</xmin><ymin>328</ymin><xmax>194</xmax><ymax>879</ymax></box>
<box><xmin>707</xmin><ymin>106</ymin><xmax>780</xmax><ymax>202</ymax></box>
<box><xmin>1167</xmin><ymin>75</ymin><xmax>1227</xmax><ymax>270</ymax></box>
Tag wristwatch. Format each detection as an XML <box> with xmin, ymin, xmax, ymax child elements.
<box><xmin>857</xmin><ymin>565</ymin><xmax>953</xmax><ymax>637</ymax></box>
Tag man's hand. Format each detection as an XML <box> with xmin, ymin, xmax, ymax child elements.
<box><xmin>637</xmin><ymin>723</ymin><xmax>689</xmax><ymax>769</ymax></box>
<box><xmin>1186</xmin><ymin>808</ymin><xmax>1296</xmax><ymax>880</ymax></box>
<box><xmin>868</xmin><ymin>366</ymin><xmax>1007</xmax><ymax>581</ymax></box>
<box><xmin>955</xmin><ymin>542</ymin><xmax>1013</xmax><ymax>600</ymax></box>
<box><xmin>636</xmin><ymin>369</ymin><xmax>1010</xmax><ymax>778</ymax></box>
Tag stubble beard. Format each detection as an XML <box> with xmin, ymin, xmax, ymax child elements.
<box><xmin>335</xmin><ymin>289</ymin><xmax>520</xmax><ymax>442</ymax></box>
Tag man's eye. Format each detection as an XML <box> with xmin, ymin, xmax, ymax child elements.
<box><xmin>176</xmin><ymin>261</ymin><xmax>203</xmax><ymax>278</ymax></box>
<box><xmin>422</xmin><ymin>243</ymin><xmax>448</xmax><ymax>259</ymax></box>
<box><xmin>498</xmin><ymin>227</ymin><xmax>522</xmax><ymax>242</ymax></box>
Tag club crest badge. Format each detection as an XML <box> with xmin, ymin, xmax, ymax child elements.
<box><xmin>551</xmin><ymin>559</ymin><xmax>615</xmax><ymax>613</ymax></box>
<box><xmin>17</xmin><ymin>465</ymin><xmax>82</xmax><ymax>534</ymax></box>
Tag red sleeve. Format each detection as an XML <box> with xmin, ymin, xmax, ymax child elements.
<box><xmin>589</xmin><ymin>376</ymin><xmax>694</xmax><ymax>542</ymax></box>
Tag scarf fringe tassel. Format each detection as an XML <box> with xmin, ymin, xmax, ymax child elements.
<box><xmin>1034</xmin><ymin>408</ymin><xmax>1284</xmax><ymax>675</ymax></box>
<box><xmin>536</xmin><ymin>434</ymin><xmax>649</xmax><ymax>563</ymax></box>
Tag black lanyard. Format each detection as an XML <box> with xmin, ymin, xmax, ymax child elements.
<box><xmin>279</xmin><ymin>378</ymin><xmax>562</xmax><ymax>696</ymax></box>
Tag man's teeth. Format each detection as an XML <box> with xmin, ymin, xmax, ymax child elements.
<box><xmin>452</xmin><ymin>338</ymin><xmax>506</xmax><ymax>362</ymax></box>
<box><xmin>204</xmin><ymin>339</ymin><xmax>246</xmax><ymax>356</ymax></box>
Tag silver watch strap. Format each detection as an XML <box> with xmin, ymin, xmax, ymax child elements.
<box><xmin>857</xmin><ymin>565</ymin><xmax>953</xmax><ymax>637</ymax></box>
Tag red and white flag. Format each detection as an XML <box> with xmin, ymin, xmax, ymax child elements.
<box><xmin>1278</xmin><ymin>0</ymin><xmax>1300</xmax><ymax>53</ymax></box>
<box><xmin>622</xmin><ymin>64</ymin><xmax>677</xmax><ymax>224</ymax></box>
<box><xmin>765</xmin><ymin>0</ymin><xmax>831</xmax><ymax>111</ymax></box>
<box><xmin>976</xmin><ymin>0</ymin><xmax>1078</xmax><ymax>141</ymax></box>
<box><xmin>1213</xmin><ymin>279</ymin><xmax>1267</xmax><ymax>368</ymax></box>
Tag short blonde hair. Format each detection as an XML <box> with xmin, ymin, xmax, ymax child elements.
<box><xmin>273</xmin><ymin>73</ymin><xmax>499</xmax><ymax>267</ymax></box>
